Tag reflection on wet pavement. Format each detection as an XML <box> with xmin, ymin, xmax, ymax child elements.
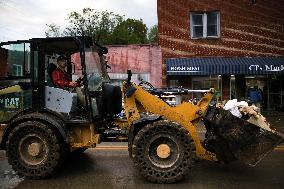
<box><xmin>0</xmin><ymin>170</ymin><xmax>24</xmax><ymax>189</ymax></box>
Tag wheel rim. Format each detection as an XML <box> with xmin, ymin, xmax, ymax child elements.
<box><xmin>147</xmin><ymin>134</ymin><xmax>180</xmax><ymax>169</ymax></box>
<box><xmin>156</xmin><ymin>144</ymin><xmax>171</xmax><ymax>159</ymax></box>
<box><xmin>18</xmin><ymin>134</ymin><xmax>48</xmax><ymax>166</ymax></box>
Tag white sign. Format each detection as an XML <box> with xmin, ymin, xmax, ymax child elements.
<box><xmin>249</xmin><ymin>64</ymin><xmax>284</xmax><ymax>72</ymax></box>
<box><xmin>168</xmin><ymin>66</ymin><xmax>201</xmax><ymax>73</ymax></box>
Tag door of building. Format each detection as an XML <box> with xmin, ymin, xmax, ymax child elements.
<box><xmin>268</xmin><ymin>78</ymin><xmax>284</xmax><ymax>110</ymax></box>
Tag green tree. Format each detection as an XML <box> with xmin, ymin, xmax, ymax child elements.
<box><xmin>45</xmin><ymin>8</ymin><xmax>149</xmax><ymax>45</ymax></box>
<box><xmin>147</xmin><ymin>24</ymin><xmax>158</xmax><ymax>43</ymax></box>
<box><xmin>63</xmin><ymin>8</ymin><xmax>123</xmax><ymax>44</ymax></box>
<box><xmin>112</xmin><ymin>18</ymin><xmax>148</xmax><ymax>45</ymax></box>
<box><xmin>45</xmin><ymin>24</ymin><xmax>61</xmax><ymax>37</ymax></box>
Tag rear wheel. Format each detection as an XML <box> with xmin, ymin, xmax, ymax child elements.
<box><xmin>6</xmin><ymin>121</ymin><xmax>65</xmax><ymax>179</ymax></box>
<box><xmin>131</xmin><ymin>120</ymin><xmax>196</xmax><ymax>183</ymax></box>
<box><xmin>71</xmin><ymin>148</ymin><xmax>87</xmax><ymax>155</ymax></box>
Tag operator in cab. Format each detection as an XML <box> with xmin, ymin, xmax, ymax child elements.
<box><xmin>51</xmin><ymin>55</ymin><xmax>78</xmax><ymax>88</ymax></box>
<box><xmin>51</xmin><ymin>55</ymin><xmax>85</xmax><ymax>107</ymax></box>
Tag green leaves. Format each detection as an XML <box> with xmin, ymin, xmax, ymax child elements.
<box><xmin>45</xmin><ymin>24</ymin><xmax>61</xmax><ymax>38</ymax></box>
<box><xmin>45</xmin><ymin>8</ymin><xmax>156</xmax><ymax>45</ymax></box>
<box><xmin>147</xmin><ymin>25</ymin><xmax>158</xmax><ymax>43</ymax></box>
<box><xmin>112</xmin><ymin>18</ymin><xmax>148</xmax><ymax>45</ymax></box>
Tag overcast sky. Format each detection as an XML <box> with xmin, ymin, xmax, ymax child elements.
<box><xmin>0</xmin><ymin>0</ymin><xmax>157</xmax><ymax>42</ymax></box>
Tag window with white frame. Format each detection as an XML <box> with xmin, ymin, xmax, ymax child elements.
<box><xmin>12</xmin><ymin>64</ymin><xmax>23</xmax><ymax>76</ymax></box>
<box><xmin>190</xmin><ymin>11</ymin><xmax>220</xmax><ymax>39</ymax></box>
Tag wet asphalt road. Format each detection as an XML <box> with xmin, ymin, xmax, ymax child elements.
<box><xmin>0</xmin><ymin>144</ymin><xmax>284</xmax><ymax>189</ymax></box>
<box><xmin>0</xmin><ymin>114</ymin><xmax>284</xmax><ymax>189</ymax></box>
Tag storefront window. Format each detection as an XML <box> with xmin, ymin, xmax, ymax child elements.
<box><xmin>268</xmin><ymin>77</ymin><xmax>283</xmax><ymax>110</ymax></box>
<box><xmin>169</xmin><ymin>79</ymin><xmax>179</xmax><ymax>88</ymax></box>
<box><xmin>244</xmin><ymin>75</ymin><xmax>284</xmax><ymax>110</ymax></box>
<box><xmin>192</xmin><ymin>75</ymin><xmax>221</xmax><ymax>100</ymax></box>
<box><xmin>230</xmin><ymin>75</ymin><xmax>236</xmax><ymax>99</ymax></box>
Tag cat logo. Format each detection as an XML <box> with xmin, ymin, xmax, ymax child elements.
<box><xmin>0</xmin><ymin>97</ymin><xmax>20</xmax><ymax>109</ymax></box>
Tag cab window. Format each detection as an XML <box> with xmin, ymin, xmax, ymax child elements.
<box><xmin>0</xmin><ymin>43</ymin><xmax>31</xmax><ymax>78</ymax></box>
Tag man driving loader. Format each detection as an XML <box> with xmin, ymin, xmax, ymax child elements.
<box><xmin>51</xmin><ymin>55</ymin><xmax>78</xmax><ymax>88</ymax></box>
<box><xmin>51</xmin><ymin>55</ymin><xmax>86</xmax><ymax>107</ymax></box>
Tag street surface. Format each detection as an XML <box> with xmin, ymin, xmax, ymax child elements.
<box><xmin>0</xmin><ymin>114</ymin><xmax>283</xmax><ymax>189</ymax></box>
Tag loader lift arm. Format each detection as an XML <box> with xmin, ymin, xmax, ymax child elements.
<box><xmin>124</xmin><ymin>82</ymin><xmax>218</xmax><ymax>162</ymax></box>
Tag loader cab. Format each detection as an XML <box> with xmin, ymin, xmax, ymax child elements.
<box><xmin>0</xmin><ymin>37</ymin><xmax>122</xmax><ymax>124</ymax></box>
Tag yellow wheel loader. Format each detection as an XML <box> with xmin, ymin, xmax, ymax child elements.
<box><xmin>0</xmin><ymin>37</ymin><xmax>283</xmax><ymax>183</ymax></box>
<box><xmin>123</xmin><ymin>70</ymin><xmax>284</xmax><ymax>183</ymax></box>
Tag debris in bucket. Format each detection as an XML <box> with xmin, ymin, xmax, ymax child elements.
<box><xmin>204</xmin><ymin>104</ymin><xmax>284</xmax><ymax>165</ymax></box>
<box><xmin>219</xmin><ymin>99</ymin><xmax>274</xmax><ymax>133</ymax></box>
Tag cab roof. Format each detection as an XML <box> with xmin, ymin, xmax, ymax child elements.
<box><xmin>0</xmin><ymin>36</ymin><xmax>108</xmax><ymax>54</ymax></box>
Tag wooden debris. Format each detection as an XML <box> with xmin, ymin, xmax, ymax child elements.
<box><xmin>219</xmin><ymin>100</ymin><xmax>273</xmax><ymax>132</ymax></box>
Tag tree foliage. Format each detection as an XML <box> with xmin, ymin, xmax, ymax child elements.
<box><xmin>45</xmin><ymin>24</ymin><xmax>61</xmax><ymax>37</ymax></box>
<box><xmin>112</xmin><ymin>18</ymin><xmax>148</xmax><ymax>45</ymax></box>
<box><xmin>63</xmin><ymin>8</ymin><xmax>123</xmax><ymax>44</ymax></box>
<box><xmin>45</xmin><ymin>8</ymin><xmax>155</xmax><ymax>45</ymax></box>
<box><xmin>147</xmin><ymin>24</ymin><xmax>158</xmax><ymax>43</ymax></box>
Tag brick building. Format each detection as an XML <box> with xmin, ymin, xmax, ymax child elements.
<box><xmin>158</xmin><ymin>0</ymin><xmax>284</xmax><ymax>109</ymax></box>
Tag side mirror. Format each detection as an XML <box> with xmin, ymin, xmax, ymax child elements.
<box><xmin>102</xmin><ymin>47</ymin><xmax>108</xmax><ymax>54</ymax></box>
<box><xmin>106</xmin><ymin>64</ymin><xmax>111</xmax><ymax>69</ymax></box>
<box><xmin>127</xmin><ymin>70</ymin><xmax>132</xmax><ymax>84</ymax></box>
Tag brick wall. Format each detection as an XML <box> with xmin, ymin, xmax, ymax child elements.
<box><xmin>158</xmin><ymin>0</ymin><xmax>284</xmax><ymax>85</ymax></box>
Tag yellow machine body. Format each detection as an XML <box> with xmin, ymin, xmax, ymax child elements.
<box><xmin>123</xmin><ymin>82</ymin><xmax>218</xmax><ymax>162</ymax></box>
<box><xmin>69</xmin><ymin>123</ymin><xmax>100</xmax><ymax>150</ymax></box>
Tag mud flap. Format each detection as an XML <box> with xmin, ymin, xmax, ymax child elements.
<box><xmin>204</xmin><ymin>108</ymin><xmax>284</xmax><ymax>166</ymax></box>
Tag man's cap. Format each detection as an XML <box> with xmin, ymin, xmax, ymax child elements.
<box><xmin>57</xmin><ymin>55</ymin><xmax>67</xmax><ymax>62</ymax></box>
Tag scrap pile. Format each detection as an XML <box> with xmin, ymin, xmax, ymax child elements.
<box><xmin>217</xmin><ymin>99</ymin><xmax>273</xmax><ymax>132</ymax></box>
<box><xmin>204</xmin><ymin>99</ymin><xmax>284</xmax><ymax>165</ymax></box>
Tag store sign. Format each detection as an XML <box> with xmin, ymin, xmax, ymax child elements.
<box><xmin>167</xmin><ymin>57</ymin><xmax>284</xmax><ymax>75</ymax></box>
<box><xmin>249</xmin><ymin>64</ymin><xmax>284</xmax><ymax>72</ymax></box>
<box><xmin>168</xmin><ymin>66</ymin><xmax>201</xmax><ymax>72</ymax></box>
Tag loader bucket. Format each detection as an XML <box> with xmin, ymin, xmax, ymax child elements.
<box><xmin>204</xmin><ymin>108</ymin><xmax>284</xmax><ymax>166</ymax></box>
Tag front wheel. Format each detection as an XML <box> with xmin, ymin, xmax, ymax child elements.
<box><xmin>6</xmin><ymin>121</ymin><xmax>65</xmax><ymax>179</ymax></box>
<box><xmin>131</xmin><ymin>120</ymin><xmax>196</xmax><ymax>183</ymax></box>
<box><xmin>71</xmin><ymin>148</ymin><xmax>87</xmax><ymax>155</ymax></box>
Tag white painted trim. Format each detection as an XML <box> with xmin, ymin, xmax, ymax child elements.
<box><xmin>203</xmin><ymin>13</ymin><xmax>207</xmax><ymax>38</ymax></box>
<box><xmin>190</xmin><ymin>11</ymin><xmax>220</xmax><ymax>39</ymax></box>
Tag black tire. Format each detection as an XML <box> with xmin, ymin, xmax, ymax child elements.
<box><xmin>6</xmin><ymin>121</ymin><xmax>65</xmax><ymax>179</ymax></box>
<box><xmin>132</xmin><ymin>120</ymin><xmax>196</xmax><ymax>183</ymax></box>
<box><xmin>71</xmin><ymin>148</ymin><xmax>87</xmax><ymax>155</ymax></box>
